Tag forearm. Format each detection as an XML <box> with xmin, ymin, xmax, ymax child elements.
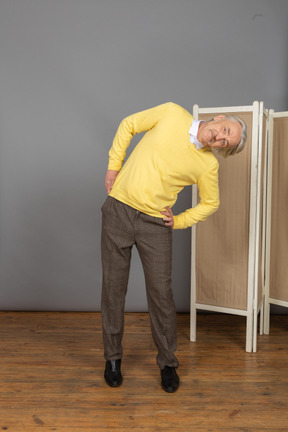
<box><xmin>173</xmin><ymin>200</ymin><xmax>220</xmax><ymax>229</ymax></box>
<box><xmin>108</xmin><ymin>116</ymin><xmax>135</xmax><ymax>171</ymax></box>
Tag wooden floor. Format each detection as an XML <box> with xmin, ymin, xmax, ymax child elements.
<box><xmin>0</xmin><ymin>312</ymin><xmax>287</xmax><ymax>432</ymax></box>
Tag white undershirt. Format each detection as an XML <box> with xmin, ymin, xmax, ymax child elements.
<box><xmin>189</xmin><ymin>119</ymin><xmax>205</xmax><ymax>150</ymax></box>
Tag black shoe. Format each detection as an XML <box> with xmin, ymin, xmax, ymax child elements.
<box><xmin>161</xmin><ymin>366</ymin><xmax>179</xmax><ymax>393</ymax></box>
<box><xmin>104</xmin><ymin>359</ymin><xmax>123</xmax><ymax>387</ymax></box>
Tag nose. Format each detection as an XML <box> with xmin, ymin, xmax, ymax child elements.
<box><xmin>215</xmin><ymin>132</ymin><xmax>224</xmax><ymax>142</ymax></box>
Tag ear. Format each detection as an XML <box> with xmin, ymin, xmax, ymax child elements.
<box><xmin>213</xmin><ymin>114</ymin><xmax>226</xmax><ymax>121</ymax></box>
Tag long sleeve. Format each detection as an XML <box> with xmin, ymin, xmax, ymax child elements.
<box><xmin>173</xmin><ymin>160</ymin><xmax>220</xmax><ymax>229</ymax></box>
<box><xmin>108</xmin><ymin>103</ymin><xmax>170</xmax><ymax>171</ymax></box>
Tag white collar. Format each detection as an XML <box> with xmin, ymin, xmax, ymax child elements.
<box><xmin>189</xmin><ymin>120</ymin><xmax>205</xmax><ymax>150</ymax></box>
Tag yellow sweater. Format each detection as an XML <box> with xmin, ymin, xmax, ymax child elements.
<box><xmin>108</xmin><ymin>102</ymin><xmax>219</xmax><ymax>229</ymax></box>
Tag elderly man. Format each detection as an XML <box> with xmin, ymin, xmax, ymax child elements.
<box><xmin>101</xmin><ymin>102</ymin><xmax>247</xmax><ymax>393</ymax></box>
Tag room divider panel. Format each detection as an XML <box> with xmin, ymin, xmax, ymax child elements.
<box><xmin>190</xmin><ymin>102</ymin><xmax>267</xmax><ymax>353</ymax></box>
<box><xmin>264</xmin><ymin>110</ymin><xmax>288</xmax><ymax>334</ymax></box>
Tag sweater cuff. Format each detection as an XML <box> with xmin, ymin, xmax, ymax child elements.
<box><xmin>108</xmin><ymin>160</ymin><xmax>122</xmax><ymax>171</ymax></box>
<box><xmin>173</xmin><ymin>215</ymin><xmax>185</xmax><ymax>230</ymax></box>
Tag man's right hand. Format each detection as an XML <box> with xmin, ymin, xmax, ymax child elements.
<box><xmin>105</xmin><ymin>170</ymin><xmax>119</xmax><ymax>194</ymax></box>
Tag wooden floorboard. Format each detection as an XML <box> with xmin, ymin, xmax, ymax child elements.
<box><xmin>0</xmin><ymin>312</ymin><xmax>287</xmax><ymax>431</ymax></box>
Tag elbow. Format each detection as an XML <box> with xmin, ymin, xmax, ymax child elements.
<box><xmin>207</xmin><ymin>199</ymin><xmax>220</xmax><ymax>215</ymax></box>
<box><xmin>213</xmin><ymin>199</ymin><xmax>220</xmax><ymax>213</ymax></box>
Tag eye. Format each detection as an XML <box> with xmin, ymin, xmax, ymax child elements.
<box><xmin>222</xmin><ymin>139</ymin><xmax>227</xmax><ymax>146</ymax></box>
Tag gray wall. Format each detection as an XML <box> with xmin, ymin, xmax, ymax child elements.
<box><xmin>0</xmin><ymin>0</ymin><xmax>287</xmax><ymax>311</ymax></box>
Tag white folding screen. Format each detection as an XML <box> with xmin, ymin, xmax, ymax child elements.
<box><xmin>190</xmin><ymin>102</ymin><xmax>267</xmax><ymax>353</ymax></box>
<box><xmin>264</xmin><ymin>110</ymin><xmax>288</xmax><ymax>334</ymax></box>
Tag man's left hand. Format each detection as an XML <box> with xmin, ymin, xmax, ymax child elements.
<box><xmin>161</xmin><ymin>206</ymin><xmax>174</xmax><ymax>228</ymax></box>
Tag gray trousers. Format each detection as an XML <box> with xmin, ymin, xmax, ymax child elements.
<box><xmin>101</xmin><ymin>196</ymin><xmax>179</xmax><ymax>370</ymax></box>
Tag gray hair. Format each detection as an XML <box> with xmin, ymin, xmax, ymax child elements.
<box><xmin>213</xmin><ymin>114</ymin><xmax>247</xmax><ymax>158</ymax></box>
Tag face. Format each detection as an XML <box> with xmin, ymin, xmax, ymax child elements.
<box><xmin>197</xmin><ymin>115</ymin><xmax>242</xmax><ymax>149</ymax></box>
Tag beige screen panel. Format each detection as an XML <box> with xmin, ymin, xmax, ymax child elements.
<box><xmin>270</xmin><ymin>116</ymin><xmax>288</xmax><ymax>302</ymax></box>
<box><xmin>196</xmin><ymin>112</ymin><xmax>253</xmax><ymax>310</ymax></box>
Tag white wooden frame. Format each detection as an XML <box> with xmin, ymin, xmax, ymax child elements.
<box><xmin>253</xmin><ymin>102</ymin><xmax>268</xmax><ymax>351</ymax></box>
<box><xmin>190</xmin><ymin>102</ymin><xmax>265</xmax><ymax>353</ymax></box>
<box><xmin>264</xmin><ymin>110</ymin><xmax>288</xmax><ymax>335</ymax></box>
